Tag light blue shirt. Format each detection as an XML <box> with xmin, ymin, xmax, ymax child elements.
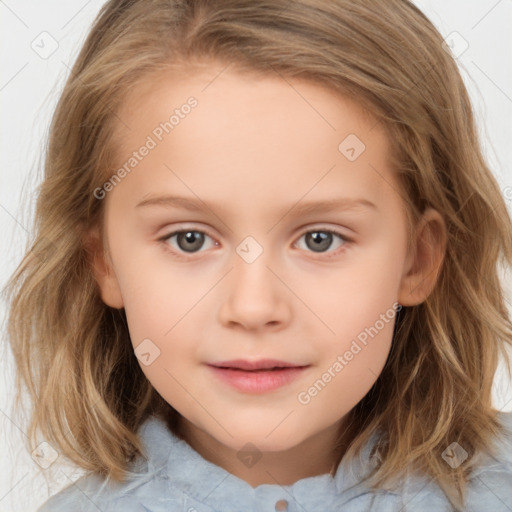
<box><xmin>38</xmin><ymin>411</ymin><xmax>512</xmax><ymax>511</ymax></box>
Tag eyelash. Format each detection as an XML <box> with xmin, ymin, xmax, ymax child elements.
<box><xmin>158</xmin><ymin>226</ymin><xmax>352</xmax><ymax>260</ymax></box>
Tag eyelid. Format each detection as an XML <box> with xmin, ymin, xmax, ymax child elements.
<box><xmin>292</xmin><ymin>226</ymin><xmax>352</xmax><ymax>258</ymax></box>
<box><xmin>295</xmin><ymin>224</ymin><xmax>354</xmax><ymax>241</ymax></box>
<box><xmin>157</xmin><ymin>223</ymin><xmax>218</xmax><ymax>241</ymax></box>
<box><xmin>158</xmin><ymin>223</ymin><xmax>353</xmax><ymax>258</ymax></box>
<box><xmin>157</xmin><ymin>224</ymin><xmax>353</xmax><ymax>242</ymax></box>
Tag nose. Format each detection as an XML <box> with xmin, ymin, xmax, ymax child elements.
<box><xmin>217</xmin><ymin>251</ymin><xmax>291</xmax><ymax>332</ymax></box>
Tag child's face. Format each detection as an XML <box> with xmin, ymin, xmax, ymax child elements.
<box><xmin>92</xmin><ymin>62</ymin><xmax>422</xmax><ymax>455</ymax></box>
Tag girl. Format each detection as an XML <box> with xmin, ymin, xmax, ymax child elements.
<box><xmin>4</xmin><ymin>0</ymin><xmax>512</xmax><ymax>511</ymax></box>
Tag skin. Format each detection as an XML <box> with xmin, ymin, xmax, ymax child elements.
<box><xmin>85</xmin><ymin>61</ymin><xmax>446</xmax><ymax>487</ymax></box>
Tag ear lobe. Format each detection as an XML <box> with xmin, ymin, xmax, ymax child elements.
<box><xmin>397</xmin><ymin>208</ymin><xmax>447</xmax><ymax>307</ymax></box>
<box><xmin>82</xmin><ymin>226</ymin><xmax>124</xmax><ymax>309</ymax></box>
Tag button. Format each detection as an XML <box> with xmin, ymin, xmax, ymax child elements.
<box><xmin>275</xmin><ymin>499</ymin><xmax>288</xmax><ymax>511</ymax></box>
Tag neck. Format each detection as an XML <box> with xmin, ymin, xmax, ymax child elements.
<box><xmin>175</xmin><ymin>415</ymin><xmax>350</xmax><ymax>487</ymax></box>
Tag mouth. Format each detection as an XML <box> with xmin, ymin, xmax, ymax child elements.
<box><xmin>208</xmin><ymin>358</ymin><xmax>309</xmax><ymax>371</ymax></box>
<box><xmin>206</xmin><ymin>359</ymin><xmax>310</xmax><ymax>393</ymax></box>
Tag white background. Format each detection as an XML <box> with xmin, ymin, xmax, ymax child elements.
<box><xmin>1</xmin><ymin>1</ymin><xmax>512</xmax><ymax>510</ymax></box>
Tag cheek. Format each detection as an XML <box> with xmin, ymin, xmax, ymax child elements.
<box><xmin>292</xmin><ymin>240</ymin><xmax>402</xmax><ymax>405</ymax></box>
<box><xmin>295</xmin><ymin>237</ymin><xmax>404</xmax><ymax>340</ymax></box>
<box><xmin>322</xmin><ymin>298</ymin><xmax>396</xmax><ymax>385</ymax></box>
<box><xmin>298</xmin><ymin>302</ymin><xmax>397</xmax><ymax>415</ymax></box>
<box><xmin>120</xmin><ymin>281</ymin><xmax>197</xmax><ymax>400</ymax></box>
<box><xmin>117</xmin><ymin>256</ymin><xmax>206</xmax><ymax>340</ymax></box>
<box><xmin>120</xmin><ymin>282</ymin><xmax>172</xmax><ymax>344</ymax></box>
<box><xmin>117</xmin><ymin>264</ymin><xmax>205</xmax><ymax>378</ymax></box>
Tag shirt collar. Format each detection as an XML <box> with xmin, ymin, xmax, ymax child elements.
<box><xmin>131</xmin><ymin>415</ymin><xmax>400</xmax><ymax>511</ymax></box>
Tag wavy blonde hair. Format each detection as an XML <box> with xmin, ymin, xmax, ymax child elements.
<box><xmin>3</xmin><ymin>0</ymin><xmax>512</xmax><ymax>509</ymax></box>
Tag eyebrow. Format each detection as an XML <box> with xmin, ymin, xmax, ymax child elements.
<box><xmin>135</xmin><ymin>194</ymin><xmax>377</xmax><ymax>216</ymax></box>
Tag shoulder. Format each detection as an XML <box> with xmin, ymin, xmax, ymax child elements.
<box><xmin>407</xmin><ymin>411</ymin><xmax>512</xmax><ymax>511</ymax></box>
<box><xmin>36</xmin><ymin>471</ymin><xmax>150</xmax><ymax>512</ymax></box>
<box><xmin>37</xmin><ymin>415</ymin><xmax>184</xmax><ymax>512</ymax></box>
<box><xmin>469</xmin><ymin>410</ymin><xmax>512</xmax><ymax>476</ymax></box>
<box><xmin>463</xmin><ymin>410</ymin><xmax>512</xmax><ymax>509</ymax></box>
<box><xmin>365</xmin><ymin>411</ymin><xmax>512</xmax><ymax>511</ymax></box>
<box><xmin>36</xmin><ymin>466</ymin><xmax>189</xmax><ymax>512</ymax></box>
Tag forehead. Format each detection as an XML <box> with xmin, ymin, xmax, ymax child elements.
<box><xmin>113</xmin><ymin>60</ymin><xmax>386</xmax><ymax>151</ymax></box>
<box><xmin>107</xmin><ymin>62</ymin><xmax>401</xmax><ymax>218</ymax></box>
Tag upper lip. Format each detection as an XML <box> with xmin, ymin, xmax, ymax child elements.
<box><xmin>208</xmin><ymin>359</ymin><xmax>309</xmax><ymax>371</ymax></box>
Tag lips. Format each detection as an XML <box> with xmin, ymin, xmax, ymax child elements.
<box><xmin>208</xmin><ymin>358</ymin><xmax>308</xmax><ymax>371</ymax></box>
<box><xmin>207</xmin><ymin>361</ymin><xmax>310</xmax><ymax>393</ymax></box>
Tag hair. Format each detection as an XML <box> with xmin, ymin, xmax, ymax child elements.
<box><xmin>3</xmin><ymin>0</ymin><xmax>512</xmax><ymax>510</ymax></box>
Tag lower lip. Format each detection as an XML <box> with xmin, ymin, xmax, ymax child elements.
<box><xmin>207</xmin><ymin>365</ymin><xmax>309</xmax><ymax>393</ymax></box>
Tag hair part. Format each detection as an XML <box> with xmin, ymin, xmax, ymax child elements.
<box><xmin>3</xmin><ymin>1</ymin><xmax>512</xmax><ymax>509</ymax></box>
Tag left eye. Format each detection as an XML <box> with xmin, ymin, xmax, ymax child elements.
<box><xmin>159</xmin><ymin>228</ymin><xmax>350</xmax><ymax>255</ymax></box>
<box><xmin>160</xmin><ymin>230</ymin><xmax>218</xmax><ymax>254</ymax></box>
<box><xmin>295</xmin><ymin>229</ymin><xmax>350</xmax><ymax>254</ymax></box>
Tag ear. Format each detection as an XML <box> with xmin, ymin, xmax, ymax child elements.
<box><xmin>397</xmin><ymin>207</ymin><xmax>447</xmax><ymax>307</ymax></box>
<box><xmin>82</xmin><ymin>226</ymin><xmax>124</xmax><ymax>309</ymax></box>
